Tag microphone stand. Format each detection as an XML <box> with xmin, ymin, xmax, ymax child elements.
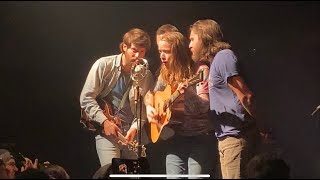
<box><xmin>133</xmin><ymin>83</ymin><xmax>142</xmax><ymax>174</ymax></box>
<box><xmin>131</xmin><ymin>58</ymin><xmax>149</xmax><ymax>175</ymax></box>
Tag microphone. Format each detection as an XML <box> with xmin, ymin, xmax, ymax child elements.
<box><xmin>131</xmin><ymin>58</ymin><xmax>148</xmax><ymax>82</ymax></box>
<box><xmin>311</xmin><ymin>105</ymin><xmax>320</xmax><ymax>116</ymax></box>
<box><xmin>133</xmin><ymin>63</ymin><xmax>144</xmax><ymax>74</ymax></box>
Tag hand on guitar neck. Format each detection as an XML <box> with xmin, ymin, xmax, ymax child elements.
<box><xmin>101</xmin><ymin>120</ymin><xmax>146</xmax><ymax>157</ymax></box>
<box><xmin>102</xmin><ymin>118</ymin><xmax>137</xmax><ymax>146</ymax></box>
<box><xmin>80</xmin><ymin>102</ymin><xmax>147</xmax><ymax>157</ymax></box>
<box><xmin>175</xmin><ymin>80</ymin><xmax>188</xmax><ymax>94</ymax></box>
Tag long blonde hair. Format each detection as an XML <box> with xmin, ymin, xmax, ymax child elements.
<box><xmin>159</xmin><ymin>32</ymin><xmax>194</xmax><ymax>84</ymax></box>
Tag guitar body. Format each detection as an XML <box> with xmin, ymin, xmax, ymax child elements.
<box><xmin>80</xmin><ymin>100</ymin><xmax>122</xmax><ymax>132</ymax></box>
<box><xmin>151</xmin><ymin>85</ymin><xmax>176</xmax><ymax>143</ymax></box>
<box><xmin>150</xmin><ymin>69</ymin><xmax>205</xmax><ymax>143</ymax></box>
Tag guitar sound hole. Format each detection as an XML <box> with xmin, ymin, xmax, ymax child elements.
<box><xmin>163</xmin><ymin>101</ymin><xmax>167</xmax><ymax>111</ymax></box>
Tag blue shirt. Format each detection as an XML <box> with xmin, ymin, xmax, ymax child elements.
<box><xmin>106</xmin><ymin>71</ymin><xmax>133</xmax><ymax>132</ymax></box>
<box><xmin>208</xmin><ymin>49</ymin><xmax>248</xmax><ymax>138</ymax></box>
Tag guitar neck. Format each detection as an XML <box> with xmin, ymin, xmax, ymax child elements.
<box><xmin>117</xmin><ymin>132</ymin><xmax>136</xmax><ymax>147</ymax></box>
<box><xmin>166</xmin><ymin>79</ymin><xmax>200</xmax><ymax>106</ymax></box>
<box><xmin>117</xmin><ymin>132</ymin><xmax>127</xmax><ymax>143</ymax></box>
<box><xmin>168</xmin><ymin>91</ymin><xmax>180</xmax><ymax>105</ymax></box>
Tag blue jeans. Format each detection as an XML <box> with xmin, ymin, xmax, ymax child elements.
<box><xmin>165</xmin><ymin>133</ymin><xmax>218</xmax><ymax>179</ymax></box>
<box><xmin>95</xmin><ymin>134</ymin><xmax>137</xmax><ymax>167</ymax></box>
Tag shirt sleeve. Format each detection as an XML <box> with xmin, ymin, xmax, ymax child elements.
<box><xmin>215</xmin><ymin>49</ymin><xmax>239</xmax><ymax>83</ymax></box>
<box><xmin>152</xmin><ymin>75</ymin><xmax>167</xmax><ymax>92</ymax></box>
<box><xmin>80</xmin><ymin>58</ymin><xmax>109</xmax><ymax>125</ymax></box>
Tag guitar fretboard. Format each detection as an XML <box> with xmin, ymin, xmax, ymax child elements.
<box><xmin>164</xmin><ymin>70</ymin><xmax>204</xmax><ymax>110</ymax></box>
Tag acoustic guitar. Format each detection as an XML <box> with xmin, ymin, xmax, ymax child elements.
<box><xmin>80</xmin><ymin>100</ymin><xmax>146</xmax><ymax>157</ymax></box>
<box><xmin>150</xmin><ymin>70</ymin><xmax>204</xmax><ymax>143</ymax></box>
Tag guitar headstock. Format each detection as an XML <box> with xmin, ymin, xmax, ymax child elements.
<box><xmin>187</xmin><ymin>69</ymin><xmax>204</xmax><ymax>86</ymax></box>
<box><xmin>128</xmin><ymin>140</ymin><xmax>147</xmax><ymax>157</ymax></box>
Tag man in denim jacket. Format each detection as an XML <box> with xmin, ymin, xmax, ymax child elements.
<box><xmin>80</xmin><ymin>28</ymin><xmax>153</xmax><ymax>167</ymax></box>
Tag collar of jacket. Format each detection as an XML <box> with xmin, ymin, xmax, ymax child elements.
<box><xmin>115</xmin><ymin>53</ymin><xmax>122</xmax><ymax>72</ymax></box>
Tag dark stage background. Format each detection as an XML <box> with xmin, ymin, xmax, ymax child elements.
<box><xmin>1</xmin><ymin>1</ymin><xmax>320</xmax><ymax>178</ymax></box>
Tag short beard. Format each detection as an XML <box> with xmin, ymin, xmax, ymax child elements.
<box><xmin>192</xmin><ymin>53</ymin><xmax>201</xmax><ymax>62</ymax></box>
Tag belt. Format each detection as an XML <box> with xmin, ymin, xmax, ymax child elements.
<box><xmin>218</xmin><ymin>134</ymin><xmax>242</xmax><ymax>141</ymax></box>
